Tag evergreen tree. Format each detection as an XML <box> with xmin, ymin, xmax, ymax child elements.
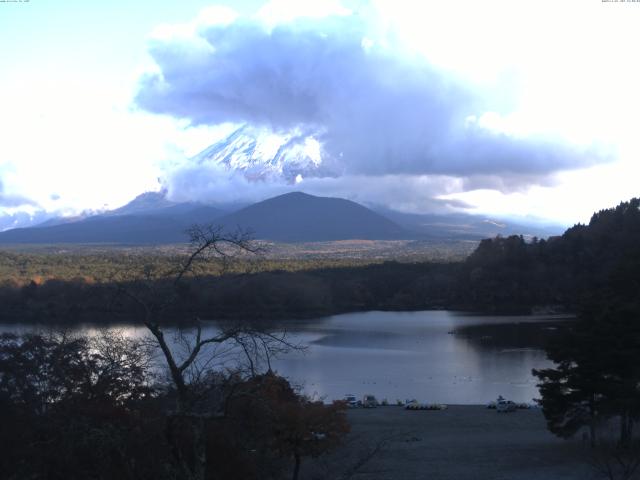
<box><xmin>534</xmin><ymin>279</ymin><xmax>640</xmax><ymax>446</ymax></box>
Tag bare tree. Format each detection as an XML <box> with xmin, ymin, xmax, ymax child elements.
<box><xmin>115</xmin><ymin>224</ymin><xmax>299</xmax><ymax>480</ymax></box>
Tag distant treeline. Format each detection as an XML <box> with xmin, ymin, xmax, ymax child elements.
<box><xmin>0</xmin><ymin>250</ymin><xmax>389</xmax><ymax>285</ymax></box>
<box><xmin>1</xmin><ymin>198</ymin><xmax>639</xmax><ymax>324</ymax></box>
<box><xmin>0</xmin><ymin>241</ymin><xmax>473</xmax><ymax>285</ymax></box>
<box><xmin>0</xmin><ymin>262</ymin><xmax>457</xmax><ymax>324</ymax></box>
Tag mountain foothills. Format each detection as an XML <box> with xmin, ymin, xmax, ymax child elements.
<box><xmin>0</xmin><ymin>197</ymin><xmax>638</xmax><ymax>324</ymax></box>
<box><xmin>0</xmin><ymin>191</ymin><xmax>558</xmax><ymax>244</ymax></box>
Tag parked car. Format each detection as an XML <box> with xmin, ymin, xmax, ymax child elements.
<box><xmin>343</xmin><ymin>394</ymin><xmax>359</xmax><ymax>408</ymax></box>
<box><xmin>362</xmin><ymin>394</ymin><xmax>378</xmax><ymax>408</ymax></box>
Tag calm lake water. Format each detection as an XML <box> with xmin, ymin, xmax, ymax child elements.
<box><xmin>0</xmin><ymin>310</ymin><xmax>572</xmax><ymax>404</ymax></box>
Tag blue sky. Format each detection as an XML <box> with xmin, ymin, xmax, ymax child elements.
<box><xmin>1</xmin><ymin>0</ymin><xmax>639</xmax><ymax>227</ymax></box>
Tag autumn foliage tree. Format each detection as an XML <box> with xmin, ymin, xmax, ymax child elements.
<box><xmin>0</xmin><ymin>331</ymin><xmax>165</xmax><ymax>479</ymax></box>
<box><xmin>208</xmin><ymin>372</ymin><xmax>350</xmax><ymax>480</ymax></box>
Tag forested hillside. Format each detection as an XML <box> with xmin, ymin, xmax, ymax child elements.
<box><xmin>0</xmin><ymin>198</ymin><xmax>638</xmax><ymax>324</ymax></box>
<box><xmin>455</xmin><ymin>198</ymin><xmax>640</xmax><ymax>312</ymax></box>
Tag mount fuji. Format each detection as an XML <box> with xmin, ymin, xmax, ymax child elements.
<box><xmin>189</xmin><ymin>125</ymin><xmax>336</xmax><ymax>184</ymax></box>
<box><xmin>0</xmin><ymin>126</ymin><xmax>563</xmax><ymax>243</ymax></box>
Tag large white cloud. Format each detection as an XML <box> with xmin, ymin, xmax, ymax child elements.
<box><xmin>137</xmin><ymin>12</ymin><xmax>607</xmax><ymax>181</ymax></box>
<box><xmin>0</xmin><ymin>177</ymin><xmax>36</xmax><ymax>209</ymax></box>
<box><xmin>167</xmin><ymin>156</ymin><xmax>471</xmax><ymax>214</ymax></box>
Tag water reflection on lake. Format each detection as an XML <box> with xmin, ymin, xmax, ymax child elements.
<box><xmin>270</xmin><ymin>311</ymin><xmax>572</xmax><ymax>404</ymax></box>
<box><xmin>0</xmin><ymin>310</ymin><xmax>573</xmax><ymax>404</ymax></box>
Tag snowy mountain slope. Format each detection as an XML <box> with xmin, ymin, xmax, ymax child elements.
<box><xmin>190</xmin><ymin>125</ymin><xmax>335</xmax><ymax>183</ymax></box>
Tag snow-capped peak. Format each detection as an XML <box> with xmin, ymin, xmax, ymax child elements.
<box><xmin>190</xmin><ymin>125</ymin><xmax>332</xmax><ymax>183</ymax></box>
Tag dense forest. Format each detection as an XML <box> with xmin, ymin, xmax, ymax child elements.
<box><xmin>457</xmin><ymin>197</ymin><xmax>640</xmax><ymax>312</ymax></box>
<box><xmin>0</xmin><ymin>198</ymin><xmax>639</xmax><ymax>324</ymax></box>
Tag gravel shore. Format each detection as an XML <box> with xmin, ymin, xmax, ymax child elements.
<box><xmin>306</xmin><ymin>405</ymin><xmax>594</xmax><ymax>480</ymax></box>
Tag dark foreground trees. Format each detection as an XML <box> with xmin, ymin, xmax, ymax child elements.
<box><xmin>534</xmin><ymin>310</ymin><xmax>640</xmax><ymax>444</ymax></box>
<box><xmin>533</xmin><ymin>253</ymin><xmax>640</xmax><ymax>449</ymax></box>
<box><xmin>0</xmin><ymin>332</ymin><xmax>349</xmax><ymax>480</ymax></box>
<box><xmin>210</xmin><ymin>372</ymin><xmax>350</xmax><ymax>480</ymax></box>
<box><xmin>533</xmin><ymin>316</ymin><xmax>615</xmax><ymax>446</ymax></box>
<box><xmin>0</xmin><ymin>331</ymin><xmax>167</xmax><ymax>479</ymax></box>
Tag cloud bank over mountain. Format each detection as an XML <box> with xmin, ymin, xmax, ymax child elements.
<box><xmin>136</xmin><ymin>5</ymin><xmax>609</xmax><ymax>214</ymax></box>
<box><xmin>0</xmin><ymin>178</ymin><xmax>36</xmax><ymax>209</ymax></box>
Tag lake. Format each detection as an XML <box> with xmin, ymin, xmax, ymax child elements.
<box><xmin>0</xmin><ymin>310</ymin><xmax>572</xmax><ymax>404</ymax></box>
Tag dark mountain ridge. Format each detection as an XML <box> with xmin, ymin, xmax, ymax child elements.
<box><xmin>0</xmin><ymin>190</ymin><xmax>562</xmax><ymax>245</ymax></box>
<box><xmin>0</xmin><ymin>192</ymin><xmax>224</xmax><ymax>244</ymax></box>
<box><xmin>0</xmin><ymin>191</ymin><xmax>408</xmax><ymax>244</ymax></box>
<box><xmin>215</xmin><ymin>192</ymin><xmax>408</xmax><ymax>242</ymax></box>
